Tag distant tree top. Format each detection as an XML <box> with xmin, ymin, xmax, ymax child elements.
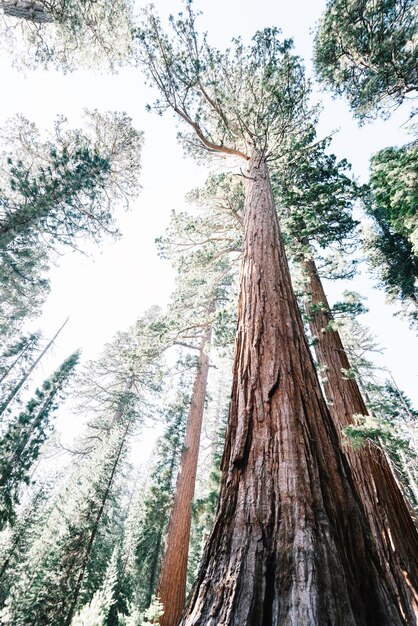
<box><xmin>314</xmin><ymin>0</ymin><xmax>418</xmax><ymax>121</ymax></box>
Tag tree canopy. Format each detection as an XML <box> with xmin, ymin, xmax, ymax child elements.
<box><xmin>314</xmin><ymin>0</ymin><xmax>418</xmax><ymax>120</ymax></box>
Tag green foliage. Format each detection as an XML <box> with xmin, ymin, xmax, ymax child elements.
<box><xmin>74</xmin><ymin>307</ymin><xmax>165</xmax><ymax>430</ymax></box>
<box><xmin>0</xmin><ymin>421</ymin><xmax>130</xmax><ymax>625</ymax></box>
<box><xmin>370</xmin><ymin>143</ymin><xmax>418</xmax><ymax>246</ymax></box>
<box><xmin>273</xmin><ymin>138</ymin><xmax>358</xmax><ymax>254</ymax></box>
<box><xmin>0</xmin><ymin>482</ymin><xmax>53</xmax><ymax>608</ymax></box>
<box><xmin>0</xmin><ymin>112</ymin><xmax>142</xmax><ymax>336</ymax></box>
<box><xmin>0</xmin><ymin>351</ymin><xmax>79</xmax><ymax>529</ymax></box>
<box><xmin>135</xmin><ymin>4</ymin><xmax>315</xmax><ymax>161</ymax></box>
<box><xmin>156</xmin><ymin>174</ymin><xmax>242</xmax><ymax>356</ymax></box>
<box><xmin>362</xmin><ymin>194</ymin><xmax>418</xmax><ymax>324</ymax></box>
<box><xmin>314</xmin><ymin>0</ymin><xmax>418</xmax><ymax>120</ymax></box>
<box><xmin>140</xmin><ymin>596</ymin><xmax>164</xmax><ymax>624</ymax></box>
<box><xmin>338</xmin><ymin>316</ymin><xmax>418</xmax><ymax>508</ymax></box>
<box><xmin>72</xmin><ymin>547</ymin><xmax>119</xmax><ymax>626</ymax></box>
<box><xmin>0</xmin><ymin>0</ymin><xmax>134</xmax><ymax>71</ymax></box>
<box><xmin>331</xmin><ymin>291</ymin><xmax>368</xmax><ymax>318</ymax></box>
<box><xmin>121</xmin><ymin>392</ymin><xmax>188</xmax><ymax>613</ymax></box>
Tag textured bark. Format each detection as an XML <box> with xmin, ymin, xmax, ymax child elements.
<box><xmin>1</xmin><ymin>0</ymin><xmax>53</xmax><ymax>22</ymax></box>
<box><xmin>180</xmin><ymin>154</ymin><xmax>407</xmax><ymax>626</ymax></box>
<box><xmin>304</xmin><ymin>256</ymin><xmax>418</xmax><ymax>623</ymax></box>
<box><xmin>158</xmin><ymin>325</ymin><xmax>212</xmax><ymax>626</ymax></box>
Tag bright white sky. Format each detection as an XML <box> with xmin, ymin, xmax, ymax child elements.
<box><xmin>0</xmin><ymin>0</ymin><xmax>417</xmax><ymax>439</ymax></box>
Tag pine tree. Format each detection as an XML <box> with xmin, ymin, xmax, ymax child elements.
<box><xmin>121</xmin><ymin>392</ymin><xmax>188</xmax><ymax>614</ymax></box>
<box><xmin>136</xmin><ymin>7</ymin><xmax>411</xmax><ymax>623</ymax></box>
<box><xmin>0</xmin><ymin>332</ymin><xmax>41</xmax><ymax>384</ymax></box>
<box><xmin>153</xmin><ymin>175</ymin><xmax>239</xmax><ymax>625</ymax></box>
<box><xmin>0</xmin><ymin>481</ymin><xmax>52</xmax><ymax>608</ymax></box>
<box><xmin>362</xmin><ymin>189</ymin><xmax>418</xmax><ymax>324</ymax></box>
<box><xmin>71</xmin><ymin>546</ymin><xmax>120</xmax><ymax>626</ymax></box>
<box><xmin>0</xmin><ymin>112</ymin><xmax>142</xmax><ymax>335</ymax></box>
<box><xmin>0</xmin><ymin>350</ymin><xmax>79</xmax><ymax>528</ymax></box>
<box><xmin>0</xmin><ymin>318</ymin><xmax>68</xmax><ymax>419</ymax></box>
<box><xmin>0</xmin><ymin>311</ymin><xmax>165</xmax><ymax>625</ymax></box>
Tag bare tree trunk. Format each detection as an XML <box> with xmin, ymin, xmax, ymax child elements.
<box><xmin>181</xmin><ymin>153</ymin><xmax>407</xmax><ymax>626</ymax></box>
<box><xmin>0</xmin><ymin>337</ymin><xmax>37</xmax><ymax>386</ymax></box>
<box><xmin>0</xmin><ymin>318</ymin><xmax>68</xmax><ymax>418</ymax></box>
<box><xmin>303</xmin><ymin>255</ymin><xmax>418</xmax><ymax>623</ymax></box>
<box><xmin>1</xmin><ymin>0</ymin><xmax>53</xmax><ymax>23</ymax></box>
<box><xmin>158</xmin><ymin>323</ymin><xmax>212</xmax><ymax>626</ymax></box>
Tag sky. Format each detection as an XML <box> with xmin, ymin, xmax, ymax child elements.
<box><xmin>0</xmin><ymin>0</ymin><xmax>417</xmax><ymax>449</ymax></box>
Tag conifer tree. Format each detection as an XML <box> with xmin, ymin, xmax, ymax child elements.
<box><xmin>0</xmin><ymin>112</ymin><xmax>142</xmax><ymax>334</ymax></box>
<box><xmin>0</xmin><ymin>350</ymin><xmax>79</xmax><ymax>528</ymax></box>
<box><xmin>0</xmin><ymin>311</ymin><xmax>165</xmax><ymax>626</ymax></box>
<box><xmin>272</xmin><ymin>136</ymin><xmax>418</xmax><ymax>621</ymax></box>
<box><xmin>337</xmin><ymin>315</ymin><xmax>418</xmax><ymax>509</ymax></box>
<box><xmin>136</xmin><ymin>6</ymin><xmax>412</xmax><ymax>623</ymax></box>
<box><xmin>121</xmin><ymin>392</ymin><xmax>188</xmax><ymax>614</ymax></box>
<box><xmin>0</xmin><ymin>332</ymin><xmax>41</xmax><ymax>383</ymax></box>
<box><xmin>314</xmin><ymin>0</ymin><xmax>418</xmax><ymax>120</ymax></box>
<box><xmin>0</xmin><ymin>318</ymin><xmax>68</xmax><ymax>418</ymax></box>
<box><xmin>155</xmin><ymin>215</ymin><xmax>236</xmax><ymax>625</ymax></box>
<box><xmin>362</xmin><ymin>142</ymin><xmax>418</xmax><ymax>323</ymax></box>
<box><xmin>0</xmin><ymin>481</ymin><xmax>52</xmax><ymax>608</ymax></box>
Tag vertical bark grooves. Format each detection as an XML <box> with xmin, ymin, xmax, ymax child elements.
<box><xmin>304</xmin><ymin>256</ymin><xmax>418</xmax><ymax>623</ymax></box>
<box><xmin>1</xmin><ymin>1</ymin><xmax>54</xmax><ymax>23</ymax></box>
<box><xmin>158</xmin><ymin>324</ymin><xmax>212</xmax><ymax>626</ymax></box>
<box><xmin>180</xmin><ymin>154</ymin><xmax>407</xmax><ymax>626</ymax></box>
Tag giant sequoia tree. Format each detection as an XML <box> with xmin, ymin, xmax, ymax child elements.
<box><xmin>314</xmin><ymin>0</ymin><xmax>418</xmax><ymax>120</ymax></box>
<box><xmin>135</xmin><ymin>6</ymin><xmax>413</xmax><ymax>624</ymax></box>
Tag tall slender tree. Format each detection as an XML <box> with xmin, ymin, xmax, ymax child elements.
<box><xmin>0</xmin><ymin>311</ymin><xmax>165</xmax><ymax>625</ymax></box>
<box><xmin>121</xmin><ymin>392</ymin><xmax>189</xmax><ymax>615</ymax></box>
<box><xmin>271</xmin><ymin>138</ymin><xmax>418</xmax><ymax>621</ymax></box>
<box><xmin>156</xmin><ymin>202</ymin><xmax>237</xmax><ymax>625</ymax></box>
<box><xmin>0</xmin><ymin>318</ymin><xmax>68</xmax><ymax>419</ymax></box>
<box><xmin>136</xmin><ymin>7</ymin><xmax>412</xmax><ymax>623</ymax></box>
<box><xmin>0</xmin><ymin>350</ymin><xmax>79</xmax><ymax>529</ymax></box>
<box><xmin>302</xmin><ymin>259</ymin><xmax>418</xmax><ymax>622</ymax></box>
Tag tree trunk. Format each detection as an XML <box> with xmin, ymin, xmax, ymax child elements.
<box><xmin>64</xmin><ymin>421</ymin><xmax>131</xmax><ymax>626</ymax></box>
<box><xmin>303</xmin><ymin>255</ymin><xmax>418</xmax><ymax>623</ymax></box>
<box><xmin>0</xmin><ymin>318</ymin><xmax>68</xmax><ymax>418</ymax></box>
<box><xmin>181</xmin><ymin>153</ymin><xmax>407</xmax><ymax>626</ymax></box>
<box><xmin>1</xmin><ymin>1</ymin><xmax>53</xmax><ymax>23</ymax></box>
<box><xmin>158</xmin><ymin>324</ymin><xmax>212</xmax><ymax>626</ymax></box>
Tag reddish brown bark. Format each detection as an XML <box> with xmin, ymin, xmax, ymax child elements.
<box><xmin>303</xmin><ymin>256</ymin><xmax>418</xmax><ymax>623</ymax></box>
<box><xmin>158</xmin><ymin>324</ymin><xmax>212</xmax><ymax>626</ymax></box>
<box><xmin>180</xmin><ymin>154</ymin><xmax>407</xmax><ymax>626</ymax></box>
